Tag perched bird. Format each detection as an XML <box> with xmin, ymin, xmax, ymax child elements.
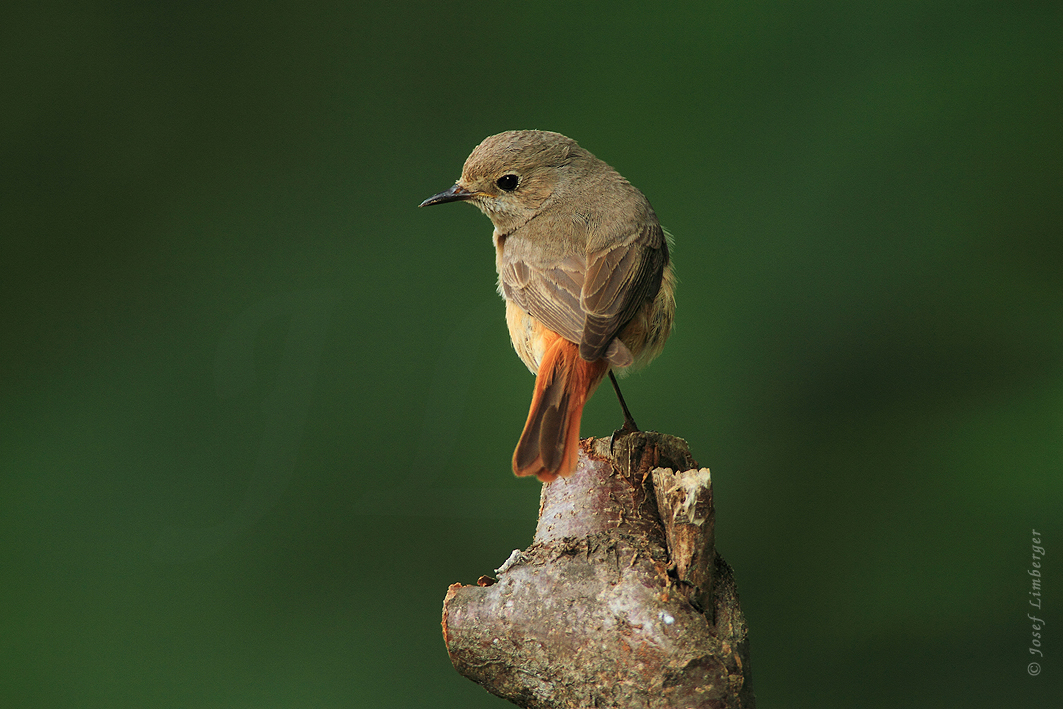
<box><xmin>420</xmin><ymin>130</ymin><xmax>674</xmax><ymax>482</ymax></box>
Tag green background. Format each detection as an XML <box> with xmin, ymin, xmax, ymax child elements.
<box><xmin>3</xmin><ymin>2</ymin><xmax>1061</xmax><ymax>706</ymax></box>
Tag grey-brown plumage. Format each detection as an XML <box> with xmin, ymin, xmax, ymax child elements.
<box><xmin>420</xmin><ymin>130</ymin><xmax>675</xmax><ymax>481</ymax></box>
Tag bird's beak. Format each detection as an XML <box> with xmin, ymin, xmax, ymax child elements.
<box><xmin>419</xmin><ymin>183</ymin><xmax>478</xmax><ymax>208</ymax></box>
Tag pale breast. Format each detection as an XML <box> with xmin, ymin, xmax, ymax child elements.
<box><xmin>505</xmin><ymin>300</ymin><xmax>543</xmax><ymax>374</ymax></box>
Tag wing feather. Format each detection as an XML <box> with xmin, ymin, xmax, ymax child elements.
<box><xmin>499</xmin><ymin>222</ymin><xmax>666</xmax><ymax>365</ymax></box>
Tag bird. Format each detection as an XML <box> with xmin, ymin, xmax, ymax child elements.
<box><xmin>420</xmin><ymin>130</ymin><xmax>674</xmax><ymax>482</ymax></box>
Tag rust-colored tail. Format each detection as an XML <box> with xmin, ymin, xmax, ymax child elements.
<box><xmin>513</xmin><ymin>331</ymin><xmax>609</xmax><ymax>482</ymax></box>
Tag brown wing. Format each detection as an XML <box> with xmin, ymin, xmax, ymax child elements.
<box><xmin>499</xmin><ymin>252</ymin><xmax>587</xmax><ymax>346</ymax></box>
<box><xmin>579</xmin><ymin>221</ymin><xmax>667</xmax><ymax>363</ymax></box>
<box><xmin>499</xmin><ymin>221</ymin><xmax>667</xmax><ymax>366</ymax></box>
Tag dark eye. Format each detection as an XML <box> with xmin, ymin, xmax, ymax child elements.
<box><xmin>496</xmin><ymin>174</ymin><xmax>518</xmax><ymax>192</ymax></box>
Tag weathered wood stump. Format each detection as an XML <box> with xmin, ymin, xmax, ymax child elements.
<box><xmin>442</xmin><ymin>431</ymin><xmax>755</xmax><ymax>708</ymax></box>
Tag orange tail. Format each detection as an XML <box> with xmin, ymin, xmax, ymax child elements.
<box><xmin>513</xmin><ymin>331</ymin><xmax>609</xmax><ymax>482</ymax></box>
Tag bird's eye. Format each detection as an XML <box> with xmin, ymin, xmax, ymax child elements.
<box><xmin>496</xmin><ymin>174</ymin><xmax>518</xmax><ymax>192</ymax></box>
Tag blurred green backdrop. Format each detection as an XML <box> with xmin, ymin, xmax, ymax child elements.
<box><xmin>3</xmin><ymin>2</ymin><xmax>1061</xmax><ymax>707</ymax></box>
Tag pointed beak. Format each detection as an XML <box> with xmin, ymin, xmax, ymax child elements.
<box><xmin>419</xmin><ymin>183</ymin><xmax>478</xmax><ymax>208</ymax></box>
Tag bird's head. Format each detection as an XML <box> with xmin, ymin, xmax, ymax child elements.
<box><xmin>419</xmin><ymin>130</ymin><xmax>586</xmax><ymax>233</ymax></box>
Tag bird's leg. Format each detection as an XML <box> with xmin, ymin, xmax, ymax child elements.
<box><xmin>608</xmin><ymin>370</ymin><xmax>639</xmax><ymax>433</ymax></box>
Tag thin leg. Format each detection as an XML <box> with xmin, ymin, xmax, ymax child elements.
<box><xmin>608</xmin><ymin>370</ymin><xmax>639</xmax><ymax>433</ymax></box>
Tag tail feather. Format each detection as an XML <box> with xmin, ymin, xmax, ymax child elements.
<box><xmin>513</xmin><ymin>333</ymin><xmax>608</xmax><ymax>482</ymax></box>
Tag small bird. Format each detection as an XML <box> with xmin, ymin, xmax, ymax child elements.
<box><xmin>420</xmin><ymin>130</ymin><xmax>674</xmax><ymax>482</ymax></box>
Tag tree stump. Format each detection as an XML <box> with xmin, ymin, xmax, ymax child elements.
<box><xmin>441</xmin><ymin>431</ymin><xmax>755</xmax><ymax>708</ymax></box>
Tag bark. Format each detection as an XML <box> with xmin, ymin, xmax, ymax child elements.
<box><xmin>441</xmin><ymin>431</ymin><xmax>754</xmax><ymax>708</ymax></box>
